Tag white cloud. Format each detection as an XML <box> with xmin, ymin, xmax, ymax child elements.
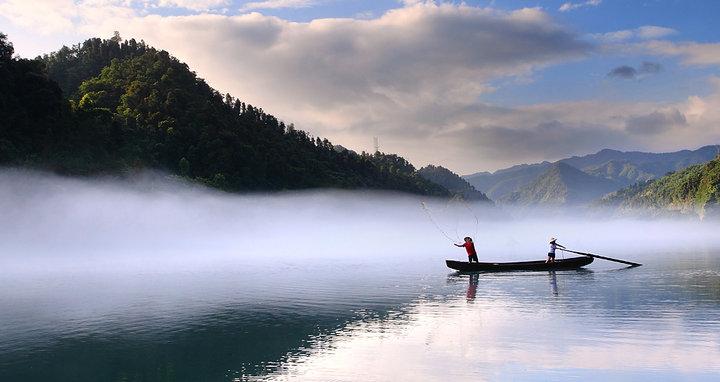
<box><xmin>0</xmin><ymin>0</ymin><xmax>77</xmax><ymax>34</ymax></box>
<box><xmin>86</xmin><ymin>4</ymin><xmax>596</xmax><ymax>171</ymax></box>
<box><xmin>682</xmin><ymin>76</ymin><xmax>720</xmax><ymax>124</ymax></box>
<box><xmin>558</xmin><ymin>0</ymin><xmax>601</xmax><ymax>12</ymax></box>
<box><xmin>643</xmin><ymin>40</ymin><xmax>720</xmax><ymax>66</ymax></box>
<box><xmin>596</xmin><ymin>27</ymin><xmax>720</xmax><ymax>81</ymax></box>
<box><xmin>422</xmin><ymin>87</ymin><xmax>720</xmax><ymax>171</ymax></box>
<box><xmin>155</xmin><ymin>0</ymin><xmax>230</xmax><ymax>11</ymax></box>
<box><xmin>636</xmin><ymin>25</ymin><xmax>677</xmax><ymax>39</ymax></box>
<box><xmin>241</xmin><ymin>0</ymin><xmax>318</xmax><ymax>11</ymax></box>
<box><xmin>0</xmin><ymin>0</ymin><xmax>233</xmax><ymax>35</ymax></box>
<box><xmin>594</xmin><ymin>25</ymin><xmax>677</xmax><ymax>42</ymax></box>
<box><xmin>625</xmin><ymin>108</ymin><xmax>687</xmax><ymax>135</ymax></box>
<box><xmin>0</xmin><ymin>0</ymin><xmax>136</xmax><ymax>34</ymax></box>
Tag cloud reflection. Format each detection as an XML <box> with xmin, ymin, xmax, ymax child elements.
<box><xmin>258</xmin><ymin>274</ymin><xmax>720</xmax><ymax>381</ymax></box>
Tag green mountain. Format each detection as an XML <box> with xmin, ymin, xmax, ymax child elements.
<box><xmin>502</xmin><ymin>162</ymin><xmax>619</xmax><ymax>206</ymax></box>
<box><xmin>464</xmin><ymin>146</ymin><xmax>720</xmax><ymax>200</ymax></box>
<box><xmin>583</xmin><ymin>160</ymin><xmax>655</xmax><ymax>187</ymax></box>
<box><xmin>599</xmin><ymin>156</ymin><xmax>720</xmax><ymax>218</ymax></box>
<box><xmin>417</xmin><ymin>165</ymin><xmax>491</xmax><ymax>202</ymax></box>
<box><xmin>41</xmin><ymin>35</ymin><xmax>149</xmax><ymax>98</ymax></box>
<box><xmin>0</xmin><ymin>33</ymin><xmax>449</xmax><ymax>196</ymax></box>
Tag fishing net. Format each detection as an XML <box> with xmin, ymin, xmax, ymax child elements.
<box><xmin>421</xmin><ymin>195</ymin><xmax>480</xmax><ymax>244</ymax></box>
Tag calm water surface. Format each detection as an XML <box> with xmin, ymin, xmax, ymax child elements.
<box><xmin>1</xmin><ymin>252</ymin><xmax>719</xmax><ymax>381</ymax></box>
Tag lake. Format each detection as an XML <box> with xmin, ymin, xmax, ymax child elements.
<box><xmin>1</xmin><ymin>173</ymin><xmax>719</xmax><ymax>381</ymax></box>
<box><xmin>1</xmin><ymin>252</ymin><xmax>719</xmax><ymax>382</ymax></box>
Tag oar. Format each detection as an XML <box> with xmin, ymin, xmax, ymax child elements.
<box><xmin>562</xmin><ymin>249</ymin><xmax>642</xmax><ymax>267</ymax></box>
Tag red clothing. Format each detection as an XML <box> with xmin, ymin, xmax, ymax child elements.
<box><xmin>462</xmin><ymin>242</ymin><xmax>477</xmax><ymax>256</ymax></box>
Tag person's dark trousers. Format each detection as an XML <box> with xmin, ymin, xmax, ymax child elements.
<box><xmin>468</xmin><ymin>254</ymin><xmax>479</xmax><ymax>263</ymax></box>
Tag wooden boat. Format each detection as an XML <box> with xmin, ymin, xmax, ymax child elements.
<box><xmin>446</xmin><ymin>256</ymin><xmax>593</xmax><ymax>272</ymax></box>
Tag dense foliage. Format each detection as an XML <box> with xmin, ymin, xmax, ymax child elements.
<box><xmin>600</xmin><ymin>156</ymin><xmax>720</xmax><ymax>218</ymax></box>
<box><xmin>40</xmin><ymin>33</ymin><xmax>148</xmax><ymax>97</ymax></box>
<box><xmin>0</xmin><ymin>33</ymin><xmax>70</xmax><ymax>165</ymax></box>
<box><xmin>583</xmin><ymin>160</ymin><xmax>654</xmax><ymax>185</ymax></box>
<box><xmin>417</xmin><ymin>165</ymin><xmax>491</xmax><ymax>202</ymax></box>
<box><xmin>0</xmin><ymin>33</ymin><xmax>450</xmax><ymax>196</ymax></box>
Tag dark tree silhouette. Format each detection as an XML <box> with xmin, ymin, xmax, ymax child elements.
<box><xmin>1</xmin><ymin>33</ymin><xmax>451</xmax><ymax>196</ymax></box>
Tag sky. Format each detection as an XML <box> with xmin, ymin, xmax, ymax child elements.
<box><xmin>1</xmin><ymin>0</ymin><xmax>720</xmax><ymax>174</ymax></box>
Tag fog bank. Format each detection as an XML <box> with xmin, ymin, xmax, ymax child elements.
<box><xmin>1</xmin><ymin>169</ymin><xmax>718</xmax><ymax>273</ymax></box>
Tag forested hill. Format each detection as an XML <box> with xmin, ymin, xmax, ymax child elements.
<box><xmin>41</xmin><ymin>34</ymin><xmax>149</xmax><ymax>98</ymax></box>
<box><xmin>417</xmin><ymin>165</ymin><xmax>491</xmax><ymax>202</ymax></box>
<box><xmin>0</xmin><ymin>33</ymin><xmax>449</xmax><ymax>196</ymax></box>
<box><xmin>599</xmin><ymin>156</ymin><xmax>720</xmax><ymax>218</ymax></box>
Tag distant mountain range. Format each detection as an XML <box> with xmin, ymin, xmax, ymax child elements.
<box><xmin>501</xmin><ymin>162</ymin><xmax>619</xmax><ymax>206</ymax></box>
<box><xmin>417</xmin><ymin>165</ymin><xmax>491</xmax><ymax>202</ymax></box>
<box><xmin>599</xmin><ymin>155</ymin><xmax>720</xmax><ymax>218</ymax></box>
<box><xmin>465</xmin><ymin>145</ymin><xmax>720</xmax><ymax>206</ymax></box>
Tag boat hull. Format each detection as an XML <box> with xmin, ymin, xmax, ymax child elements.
<box><xmin>446</xmin><ymin>256</ymin><xmax>593</xmax><ymax>272</ymax></box>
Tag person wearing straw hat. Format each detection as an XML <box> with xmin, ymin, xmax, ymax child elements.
<box><xmin>547</xmin><ymin>237</ymin><xmax>566</xmax><ymax>264</ymax></box>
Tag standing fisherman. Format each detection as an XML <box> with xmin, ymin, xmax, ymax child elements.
<box><xmin>455</xmin><ymin>237</ymin><xmax>479</xmax><ymax>263</ymax></box>
<box><xmin>547</xmin><ymin>237</ymin><xmax>566</xmax><ymax>264</ymax></box>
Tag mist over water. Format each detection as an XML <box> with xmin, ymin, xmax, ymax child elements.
<box><xmin>1</xmin><ymin>169</ymin><xmax>717</xmax><ymax>270</ymax></box>
<box><xmin>1</xmin><ymin>169</ymin><xmax>719</xmax><ymax>381</ymax></box>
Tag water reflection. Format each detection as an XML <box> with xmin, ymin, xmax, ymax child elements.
<box><xmin>1</xmin><ymin>256</ymin><xmax>719</xmax><ymax>381</ymax></box>
<box><xmin>260</xmin><ymin>289</ymin><xmax>720</xmax><ymax>381</ymax></box>
<box><xmin>258</xmin><ymin>262</ymin><xmax>720</xmax><ymax>381</ymax></box>
<box><xmin>549</xmin><ymin>271</ymin><xmax>558</xmax><ymax>296</ymax></box>
<box><xmin>466</xmin><ymin>273</ymin><xmax>479</xmax><ymax>302</ymax></box>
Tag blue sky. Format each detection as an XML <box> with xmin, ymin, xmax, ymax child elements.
<box><xmin>1</xmin><ymin>0</ymin><xmax>719</xmax><ymax>172</ymax></box>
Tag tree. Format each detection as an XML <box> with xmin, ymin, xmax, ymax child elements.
<box><xmin>0</xmin><ymin>32</ymin><xmax>13</xmax><ymax>64</ymax></box>
<box><xmin>179</xmin><ymin>157</ymin><xmax>190</xmax><ymax>176</ymax></box>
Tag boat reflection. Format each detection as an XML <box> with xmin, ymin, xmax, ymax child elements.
<box><xmin>449</xmin><ymin>268</ymin><xmax>598</xmax><ymax>299</ymax></box>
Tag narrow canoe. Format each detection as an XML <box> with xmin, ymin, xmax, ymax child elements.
<box><xmin>446</xmin><ymin>256</ymin><xmax>593</xmax><ymax>272</ymax></box>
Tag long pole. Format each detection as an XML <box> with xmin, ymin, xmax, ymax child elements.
<box><xmin>563</xmin><ymin>249</ymin><xmax>642</xmax><ymax>267</ymax></box>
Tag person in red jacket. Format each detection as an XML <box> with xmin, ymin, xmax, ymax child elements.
<box><xmin>455</xmin><ymin>237</ymin><xmax>478</xmax><ymax>263</ymax></box>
